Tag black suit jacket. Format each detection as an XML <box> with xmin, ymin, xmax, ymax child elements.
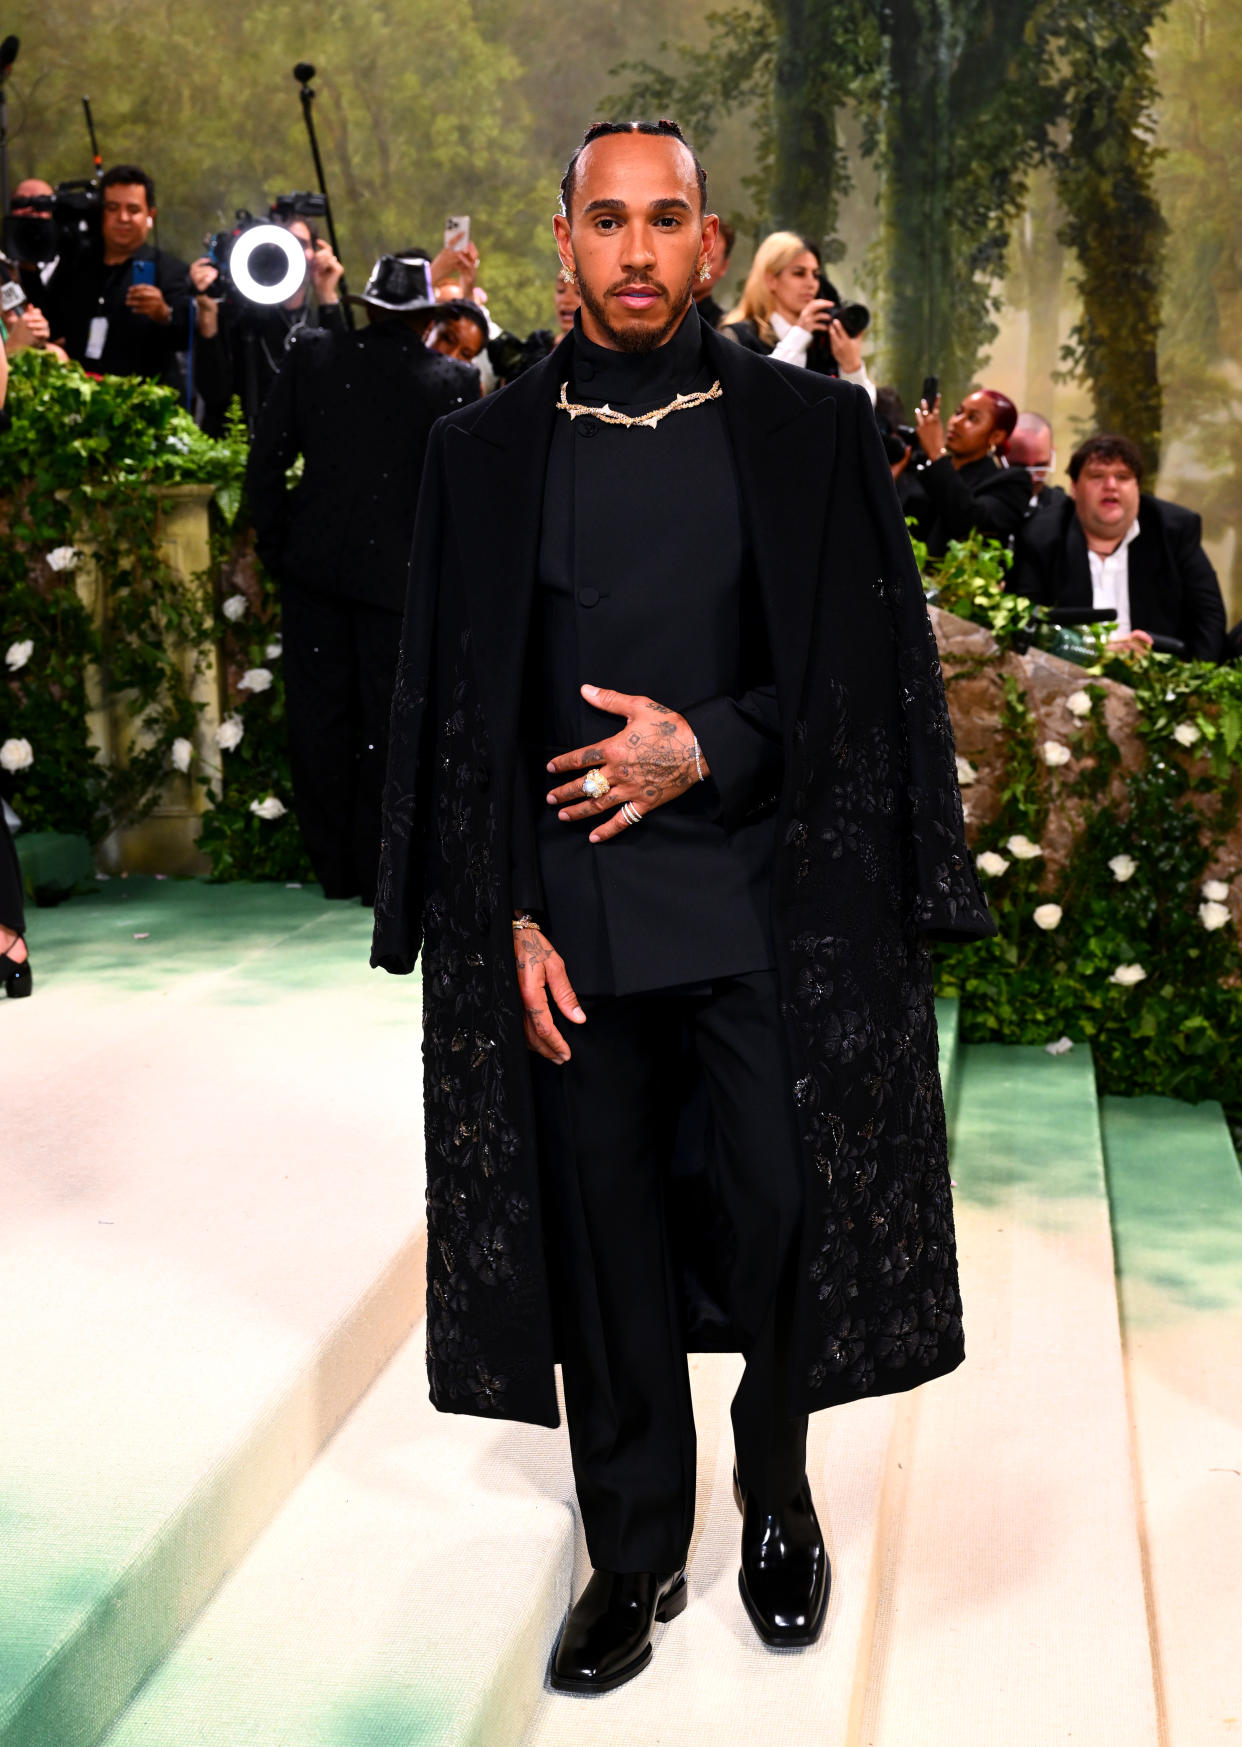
<box><xmin>902</xmin><ymin>454</ymin><xmax>1032</xmax><ymax>558</ymax></box>
<box><xmin>41</xmin><ymin>241</ymin><xmax>190</xmax><ymax>383</ymax></box>
<box><xmin>1010</xmin><ymin>492</ymin><xmax>1226</xmax><ymax>661</ymax></box>
<box><xmin>246</xmin><ymin>321</ymin><xmax>479</xmax><ymax>611</ymax></box>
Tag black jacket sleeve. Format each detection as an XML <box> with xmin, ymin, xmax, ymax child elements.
<box><xmin>510</xmin><ymin>758</ymin><xmax>547</xmax><ymax>914</ymax></box>
<box><xmin>917</xmin><ymin>455</ymin><xmax>1031</xmax><ymax>546</ymax></box>
<box><xmin>245</xmin><ymin>348</ymin><xmax>302</xmax><ymax>580</ymax></box>
<box><xmin>682</xmin><ymin>687</ymin><xmax>782</xmax><ymax>830</ymax></box>
<box><xmin>1168</xmin><ymin>508</ymin><xmax>1227</xmax><ymax>661</ymax></box>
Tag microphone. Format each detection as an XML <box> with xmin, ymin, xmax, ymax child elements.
<box><xmin>0</xmin><ymin>36</ymin><xmax>20</xmax><ymax>74</ymax></box>
<box><xmin>293</xmin><ymin>62</ymin><xmax>315</xmax><ymax>84</ymax></box>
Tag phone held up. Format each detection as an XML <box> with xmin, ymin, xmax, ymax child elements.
<box><xmin>920</xmin><ymin>374</ymin><xmax>939</xmax><ymax>412</ymax></box>
<box><xmin>444</xmin><ymin>215</ymin><xmax>470</xmax><ymax>253</ymax></box>
<box><xmin>131</xmin><ymin>259</ymin><xmax>156</xmax><ymax>288</ymax></box>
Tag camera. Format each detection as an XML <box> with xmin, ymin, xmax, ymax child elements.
<box><xmin>269</xmin><ymin>191</ymin><xmax>326</xmax><ymax>226</ymax></box>
<box><xmin>2</xmin><ymin>180</ymin><xmax>100</xmax><ymax>267</ymax></box>
<box><xmin>204</xmin><ymin>201</ymin><xmax>314</xmax><ymax>307</ymax></box>
<box><xmin>806</xmin><ymin>272</ymin><xmax>870</xmax><ymax>374</ymax></box>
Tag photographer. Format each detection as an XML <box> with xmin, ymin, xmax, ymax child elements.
<box><xmin>6</xmin><ymin>179</ymin><xmax>59</xmax><ymax>306</ymax></box>
<box><xmin>191</xmin><ymin>206</ymin><xmax>346</xmax><ymax>433</ymax></box>
<box><xmin>905</xmin><ymin>387</ymin><xmax>1031</xmax><ymax>558</ymax></box>
<box><xmin>246</xmin><ymin>252</ymin><xmax>480</xmax><ymax>904</ymax></box>
<box><xmin>40</xmin><ymin>164</ymin><xmax>191</xmax><ymax>384</ymax></box>
<box><xmin>720</xmin><ymin>230</ymin><xmax>876</xmax><ymax>404</ymax></box>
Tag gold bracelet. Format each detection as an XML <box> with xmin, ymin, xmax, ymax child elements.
<box><xmin>512</xmin><ymin>913</ymin><xmax>539</xmax><ymax>932</ymax></box>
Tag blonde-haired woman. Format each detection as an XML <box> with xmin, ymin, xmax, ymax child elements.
<box><xmin>721</xmin><ymin>231</ymin><xmax>875</xmax><ymax>404</ymax></box>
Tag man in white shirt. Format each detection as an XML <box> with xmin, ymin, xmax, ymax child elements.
<box><xmin>1010</xmin><ymin>434</ymin><xmax>1226</xmax><ymax>662</ymax></box>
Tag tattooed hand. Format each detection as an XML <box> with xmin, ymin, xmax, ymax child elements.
<box><xmin>545</xmin><ymin>684</ymin><xmax>710</xmax><ymax>843</ymax></box>
<box><xmin>514</xmin><ymin>921</ymin><xmax>586</xmax><ymax>1064</ymax></box>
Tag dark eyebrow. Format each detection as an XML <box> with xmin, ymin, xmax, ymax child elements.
<box><xmin>580</xmin><ymin>196</ymin><xmax>694</xmax><ymax>216</ymax></box>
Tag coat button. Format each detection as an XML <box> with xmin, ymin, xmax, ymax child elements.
<box><xmin>577</xmin><ymin>586</ymin><xmax>600</xmax><ymax>607</ymax></box>
<box><xmin>579</xmin><ymin>420</ymin><xmax>599</xmax><ymax>439</ymax></box>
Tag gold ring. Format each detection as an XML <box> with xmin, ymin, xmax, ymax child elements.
<box><xmin>581</xmin><ymin>768</ymin><xmax>610</xmax><ymax>800</ymax></box>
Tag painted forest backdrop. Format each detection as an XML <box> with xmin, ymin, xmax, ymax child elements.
<box><xmin>4</xmin><ymin>0</ymin><xmax>1240</xmax><ymax>618</ymax></box>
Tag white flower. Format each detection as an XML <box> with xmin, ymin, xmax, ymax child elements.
<box><xmin>213</xmin><ymin>716</ymin><xmax>244</xmax><ymax>752</ymax></box>
<box><xmin>1202</xmin><ymin>879</ymin><xmax>1230</xmax><ymax>903</ymax></box>
<box><xmin>249</xmin><ymin>795</ymin><xmax>287</xmax><ymax>820</ymax></box>
<box><xmin>46</xmin><ymin>546</ymin><xmax>79</xmax><ymax>572</ymax></box>
<box><xmin>1172</xmin><ymin>722</ymin><xmax>1200</xmax><ymax>747</ymax></box>
<box><xmin>976</xmin><ymin>850</ymin><xmax>1010</xmax><ymax>878</ymax></box>
<box><xmin>956</xmin><ymin>755</ymin><xmax>977</xmax><ymax>786</ymax></box>
<box><xmin>1005</xmin><ymin>834</ymin><xmax>1044</xmax><ymax>861</ymax></box>
<box><xmin>237</xmin><ymin>667</ymin><xmax>273</xmax><ymax>694</ymax></box>
<box><xmin>221</xmin><ymin>593</ymin><xmax>249</xmax><ymax>622</ymax></box>
<box><xmin>171</xmin><ymin>737</ymin><xmax>193</xmax><ymax>773</ymax></box>
<box><xmin>1065</xmin><ymin>690</ymin><xmax>1093</xmax><ymax>719</ymax></box>
<box><xmin>1199</xmin><ymin>901</ymin><xmax>1231</xmax><ymax>932</ymax></box>
<box><xmin>1110</xmin><ymin>963</ymin><xmax>1148</xmax><ymax>987</ymax></box>
<box><xmin>1033</xmin><ymin>903</ymin><xmax>1063</xmax><ymax>930</ymax></box>
<box><xmin>165</xmin><ymin>432</ymin><xmax>191</xmax><ymax>454</ymax></box>
<box><xmin>1045</xmin><ymin>1036</ymin><xmax>1074</xmax><ymax>1056</ymax></box>
<box><xmin>5</xmin><ymin>639</ymin><xmax>33</xmax><ymax>672</ymax></box>
<box><xmin>264</xmin><ymin>639</ymin><xmax>283</xmax><ymax>660</ymax></box>
<box><xmin>0</xmin><ymin>737</ymin><xmax>33</xmax><ymax>772</ymax></box>
<box><xmin>1042</xmin><ymin>741</ymin><xmax>1072</xmax><ymax>768</ymax></box>
<box><xmin>1108</xmin><ymin>854</ymin><xmax>1137</xmax><ymax>883</ymax></box>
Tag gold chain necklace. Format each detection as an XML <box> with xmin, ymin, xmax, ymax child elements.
<box><xmin>556</xmin><ymin>379</ymin><xmax>724</xmax><ymax>431</ymax></box>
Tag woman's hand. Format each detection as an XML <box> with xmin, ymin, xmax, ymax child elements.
<box><xmin>827</xmin><ymin>316</ymin><xmax>863</xmax><ymax>375</ymax></box>
<box><xmin>545</xmin><ymin>684</ymin><xmax>708</xmax><ymax>843</ymax></box>
<box><xmin>514</xmin><ymin>923</ymin><xmax>586</xmax><ymax>1064</ymax></box>
<box><xmin>794</xmin><ymin>296</ymin><xmax>837</xmax><ymax>335</ymax></box>
<box><xmin>915</xmin><ymin>393</ymin><xmax>946</xmax><ymax>461</ymax></box>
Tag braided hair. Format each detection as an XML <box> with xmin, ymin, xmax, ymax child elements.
<box><xmin>559</xmin><ymin>120</ymin><xmax>708</xmax><ymax>219</ymax></box>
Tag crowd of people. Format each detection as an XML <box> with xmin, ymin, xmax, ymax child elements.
<box><xmin>0</xmin><ymin>156</ymin><xmax>1236</xmax><ymax>929</ymax></box>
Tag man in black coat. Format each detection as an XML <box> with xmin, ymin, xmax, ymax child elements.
<box><xmin>1010</xmin><ymin>432</ymin><xmax>1226</xmax><ymax>661</ymax></box>
<box><xmin>247</xmin><ymin>253</ymin><xmax>479</xmax><ymax>903</ymax></box>
<box><xmin>372</xmin><ymin>124</ymin><xmax>992</xmax><ymax>1691</ymax></box>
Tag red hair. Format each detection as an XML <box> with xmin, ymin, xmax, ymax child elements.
<box><xmin>980</xmin><ymin>389</ymin><xmax>1018</xmax><ymax>459</ymax></box>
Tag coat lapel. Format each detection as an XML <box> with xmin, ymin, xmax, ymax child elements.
<box><xmin>704</xmin><ymin>326</ymin><xmax>836</xmax><ymax>719</ymax></box>
<box><xmin>444</xmin><ymin>343</ymin><xmax>571</xmax><ymax>756</ymax></box>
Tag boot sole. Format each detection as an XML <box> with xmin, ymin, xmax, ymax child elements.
<box><xmin>549</xmin><ymin>1573</ymin><xmax>688</xmax><ymax>1694</ymax></box>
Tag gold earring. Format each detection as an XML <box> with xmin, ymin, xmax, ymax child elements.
<box><xmin>698</xmin><ymin>262</ymin><xmax>711</xmax><ymax>282</ymax></box>
<box><xmin>562</xmin><ymin>266</ymin><xmax>577</xmax><ymax>286</ymax></box>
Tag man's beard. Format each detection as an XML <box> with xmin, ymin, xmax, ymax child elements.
<box><xmin>578</xmin><ymin>268</ymin><xmax>696</xmax><ymax>353</ymax></box>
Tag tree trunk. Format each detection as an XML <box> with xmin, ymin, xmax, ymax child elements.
<box><xmin>768</xmin><ymin>0</ymin><xmax>841</xmax><ymax>244</ymax></box>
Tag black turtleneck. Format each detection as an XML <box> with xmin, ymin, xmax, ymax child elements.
<box><xmin>520</xmin><ymin>303</ymin><xmax>781</xmax><ymax>997</ymax></box>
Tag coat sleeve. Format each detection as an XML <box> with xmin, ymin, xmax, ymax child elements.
<box><xmin>370</xmin><ymin>422</ymin><xmax>448</xmax><ymax>974</ymax></box>
<box><xmin>919</xmin><ymin>454</ymin><xmax>1030</xmax><ymax>545</ymax></box>
<box><xmin>683</xmin><ymin>687</ymin><xmax>783</xmax><ymax>829</ymax></box>
<box><xmin>856</xmin><ymin>397</ymin><xmax>996</xmax><ymax>941</ymax></box>
<box><xmin>1168</xmin><ymin>506</ymin><xmax>1227</xmax><ymax>661</ymax></box>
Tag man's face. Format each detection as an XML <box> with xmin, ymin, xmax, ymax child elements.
<box><xmin>1008</xmin><ymin>425</ymin><xmax>1054</xmax><ymax>487</ymax></box>
<box><xmin>101</xmin><ymin>184</ymin><xmax>153</xmax><ymax>260</ymax></box>
<box><xmin>1073</xmin><ymin>457</ymin><xmax>1141</xmax><ymax>544</ymax></box>
<box><xmin>10</xmin><ymin>178</ymin><xmax>54</xmax><ymax>218</ymax></box>
<box><xmin>430</xmin><ymin>316</ymin><xmax>485</xmax><ymax>363</ymax></box>
<box><xmin>553</xmin><ymin>131</ymin><xmax>717</xmax><ymax>353</ymax></box>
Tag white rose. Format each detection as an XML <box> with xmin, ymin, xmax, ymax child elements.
<box><xmin>1199</xmin><ymin>901</ymin><xmax>1231</xmax><ymax>932</ymax></box>
<box><xmin>1202</xmin><ymin>879</ymin><xmax>1230</xmax><ymax>903</ymax></box>
<box><xmin>955</xmin><ymin>755</ymin><xmax>977</xmax><ymax>787</ymax></box>
<box><xmin>1108</xmin><ymin>854</ymin><xmax>1137</xmax><ymax>883</ymax></box>
<box><xmin>0</xmin><ymin>737</ymin><xmax>33</xmax><ymax>772</ymax></box>
<box><xmin>1065</xmin><ymin>690</ymin><xmax>1093</xmax><ymax>719</ymax></box>
<box><xmin>5</xmin><ymin>639</ymin><xmax>34</xmax><ymax>672</ymax></box>
<box><xmin>237</xmin><ymin>667</ymin><xmax>273</xmax><ymax>694</ymax></box>
<box><xmin>171</xmin><ymin>737</ymin><xmax>193</xmax><ymax>773</ymax></box>
<box><xmin>1033</xmin><ymin>903</ymin><xmax>1062</xmax><ymax>930</ymax></box>
<box><xmin>213</xmin><ymin>716</ymin><xmax>244</xmax><ymax>752</ymax></box>
<box><xmin>264</xmin><ymin>639</ymin><xmax>283</xmax><ymax>660</ymax></box>
<box><xmin>1045</xmin><ymin>1036</ymin><xmax>1074</xmax><ymax>1056</ymax></box>
<box><xmin>249</xmin><ymin>795</ymin><xmax>287</xmax><ymax>820</ymax></box>
<box><xmin>1005</xmin><ymin>834</ymin><xmax>1044</xmax><ymax>860</ymax></box>
<box><xmin>222</xmin><ymin>593</ymin><xmax>249</xmax><ymax>622</ymax></box>
<box><xmin>46</xmin><ymin>546</ymin><xmax>79</xmax><ymax>572</ymax></box>
<box><xmin>976</xmin><ymin>851</ymin><xmax>1010</xmax><ymax>878</ymax></box>
<box><xmin>1172</xmin><ymin>722</ymin><xmax>1200</xmax><ymax>747</ymax></box>
<box><xmin>1042</xmin><ymin>741</ymin><xmax>1072</xmax><ymax>768</ymax></box>
<box><xmin>1110</xmin><ymin>963</ymin><xmax>1148</xmax><ymax>987</ymax></box>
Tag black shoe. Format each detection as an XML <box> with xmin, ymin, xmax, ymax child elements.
<box><xmin>550</xmin><ymin>1566</ymin><xmax>688</xmax><ymax>1694</ymax></box>
<box><xmin>0</xmin><ymin>949</ymin><xmax>32</xmax><ymax>999</ymax></box>
<box><xmin>734</xmin><ymin>1468</ymin><xmax>829</xmax><ymax>1648</ymax></box>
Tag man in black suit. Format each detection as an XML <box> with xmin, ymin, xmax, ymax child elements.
<box><xmin>1010</xmin><ymin>433</ymin><xmax>1226</xmax><ymax>661</ymax></box>
<box><xmin>373</xmin><ymin>122</ymin><xmax>992</xmax><ymax>1693</ymax></box>
<box><xmin>246</xmin><ymin>253</ymin><xmax>479</xmax><ymax>902</ymax></box>
<box><xmin>1009</xmin><ymin>411</ymin><xmax>1067</xmax><ymax>516</ymax></box>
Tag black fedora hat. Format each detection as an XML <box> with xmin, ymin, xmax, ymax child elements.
<box><xmin>347</xmin><ymin>253</ymin><xmax>437</xmax><ymax>313</ymax></box>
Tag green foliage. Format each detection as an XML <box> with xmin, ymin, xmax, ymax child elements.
<box><xmin>927</xmin><ymin>535</ymin><xmax>1242</xmax><ymax>1120</ymax></box>
<box><xmin>0</xmin><ymin>352</ymin><xmax>221</xmax><ymax>836</ymax></box>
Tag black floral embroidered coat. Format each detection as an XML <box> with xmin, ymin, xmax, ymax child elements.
<box><xmin>371</xmin><ymin>324</ymin><xmax>995</xmax><ymax>1429</ymax></box>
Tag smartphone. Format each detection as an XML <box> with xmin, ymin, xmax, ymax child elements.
<box><xmin>920</xmin><ymin>373</ymin><xmax>940</xmax><ymax>410</ymax></box>
<box><xmin>131</xmin><ymin>259</ymin><xmax>156</xmax><ymax>288</ymax></box>
<box><xmin>444</xmin><ymin>215</ymin><xmax>470</xmax><ymax>252</ymax></box>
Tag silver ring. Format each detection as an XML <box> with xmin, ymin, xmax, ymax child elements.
<box><xmin>621</xmin><ymin>801</ymin><xmax>644</xmax><ymax>826</ymax></box>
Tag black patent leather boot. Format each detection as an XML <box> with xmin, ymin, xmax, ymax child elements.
<box><xmin>0</xmin><ymin>948</ymin><xmax>32</xmax><ymax>999</ymax></box>
<box><xmin>734</xmin><ymin>1468</ymin><xmax>829</xmax><ymax>1647</ymax></box>
<box><xmin>550</xmin><ymin>1566</ymin><xmax>688</xmax><ymax>1693</ymax></box>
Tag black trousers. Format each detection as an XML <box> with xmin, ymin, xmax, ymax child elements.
<box><xmin>532</xmin><ymin>970</ymin><xmax>807</xmax><ymax>1574</ymax></box>
<box><xmin>280</xmin><ymin>581</ymin><xmax>403</xmax><ymax>904</ymax></box>
<box><xmin>0</xmin><ymin>806</ymin><xmax>24</xmax><ymax>937</ymax></box>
